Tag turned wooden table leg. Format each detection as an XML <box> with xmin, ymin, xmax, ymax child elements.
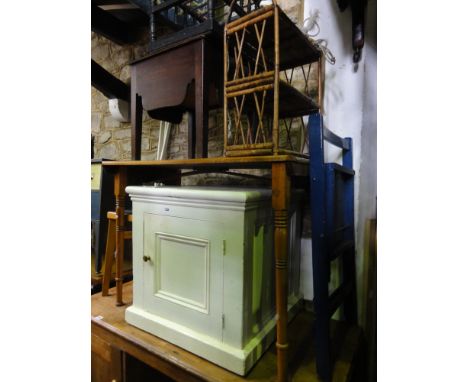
<box><xmin>131</xmin><ymin>72</ymin><xmax>143</xmax><ymax>160</ymax></box>
<box><xmin>272</xmin><ymin>162</ymin><xmax>291</xmax><ymax>382</ymax></box>
<box><xmin>114</xmin><ymin>167</ymin><xmax>127</xmax><ymax>306</ymax></box>
<box><xmin>194</xmin><ymin>38</ymin><xmax>208</xmax><ymax>158</ymax></box>
<box><xmin>101</xmin><ymin>217</ymin><xmax>116</xmax><ymax>297</ymax></box>
<box><xmin>187</xmin><ymin>112</ymin><xmax>196</xmax><ymax>159</ymax></box>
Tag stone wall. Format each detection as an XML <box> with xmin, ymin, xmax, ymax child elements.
<box><xmin>91</xmin><ymin>31</ymin><xmax>151</xmax><ymax>160</ymax></box>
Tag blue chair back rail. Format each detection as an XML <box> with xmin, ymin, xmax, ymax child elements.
<box><xmin>308</xmin><ymin>112</ymin><xmax>357</xmax><ymax>381</ymax></box>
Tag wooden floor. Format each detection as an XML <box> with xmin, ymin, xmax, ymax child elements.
<box><xmin>92</xmin><ymin>282</ymin><xmax>363</xmax><ymax>382</ymax></box>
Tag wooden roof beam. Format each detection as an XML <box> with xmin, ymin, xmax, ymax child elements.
<box><xmin>92</xmin><ymin>1</ymin><xmax>139</xmax><ymax>44</ymax></box>
<box><xmin>91</xmin><ymin>59</ymin><xmax>130</xmax><ymax>102</ymax></box>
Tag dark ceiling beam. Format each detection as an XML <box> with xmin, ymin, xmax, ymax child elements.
<box><xmin>93</xmin><ymin>0</ymin><xmax>129</xmax><ymax>5</ymax></box>
<box><xmin>99</xmin><ymin>4</ymin><xmax>139</xmax><ymax>11</ymax></box>
<box><xmin>91</xmin><ymin>60</ymin><xmax>130</xmax><ymax>102</ymax></box>
<box><xmin>92</xmin><ymin>1</ymin><xmax>139</xmax><ymax>44</ymax></box>
<box><xmin>154</xmin><ymin>13</ymin><xmax>184</xmax><ymax>31</ymax></box>
<box><xmin>127</xmin><ymin>0</ymin><xmax>152</xmax><ymax>14</ymax></box>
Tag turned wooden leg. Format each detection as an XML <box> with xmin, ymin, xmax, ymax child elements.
<box><xmin>114</xmin><ymin>167</ymin><xmax>127</xmax><ymax>306</ymax></box>
<box><xmin>102</xmin><ymin>216</ymin><xmax>116</xmax><ymax>297</ymax></box>
<box><xmin>194</xmin><ymin>38</ymin><xmax>208</xmax><ymax>158</ymax></box>
<box><xmin>187</xmin><ymin>112</ymin><xmax>196</xmax><ymax>159</ymax></box>
<box><xmin>272</xmin><ymin>163</ymin><xmax>291</xmax><ymax>382</ymax></box>
<box><xmin>131</xmin><ymin>85</ymin><xmax>143</xmax><ymax>160</ymax></box>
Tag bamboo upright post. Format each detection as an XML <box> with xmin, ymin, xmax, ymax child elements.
<box><xmin>272</xmin><ymin>3</ymin><xmax>280</xmax><ymax>155</ymax></box>
<box><xmin>318</xmin><ymin>55</ymin><xmax>324</xmax><ymax>113</ymax></box>
<box><xmin>224</xmin><ymin>25</ymin><xmax>228</xmax><ymax>154</ymax></box>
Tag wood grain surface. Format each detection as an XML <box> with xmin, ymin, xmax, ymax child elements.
<box><xmin>92</xmin><ymin>282</ymin><xmax>362</xmax><ymax>382</ymax></box>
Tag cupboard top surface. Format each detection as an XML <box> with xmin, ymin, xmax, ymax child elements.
<box><xmin>126</xmin><ymin>186</ymin><xmax>272</xmax><ymax>203</ymax></box>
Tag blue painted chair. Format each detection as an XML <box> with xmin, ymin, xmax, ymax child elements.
<box><xmin>308</xmin><ymin>112</ymin><xmax>358</xmax><ymax>381</ymax></box>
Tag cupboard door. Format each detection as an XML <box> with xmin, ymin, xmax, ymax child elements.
<box><xmin>142</xmin><ymin>212</ymin><xmax>225</xmax><ymax>340</ymax></box>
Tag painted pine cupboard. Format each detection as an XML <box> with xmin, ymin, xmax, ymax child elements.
<box><xmin>125</xmin><ymin>186</ymin><xmax>302</xmax><ymax>375</ymax></box>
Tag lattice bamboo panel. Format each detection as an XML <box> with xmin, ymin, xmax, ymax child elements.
<box><xmin>223</xmin><ymin>1</ymin><xmax>322</xmax><ymax>157</ymax></box>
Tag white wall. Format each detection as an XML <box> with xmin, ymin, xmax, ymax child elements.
<box><xmin>356</xmin><ymin>0</ymin><xmax>377</xmax><ymax>325</ymax></box>
<box><xmin>300</xmin><ymin>0</ymin><xmax>377</xmax><ymax>325</ymax></box>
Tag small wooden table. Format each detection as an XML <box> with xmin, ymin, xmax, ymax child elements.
<box><xmin>92</xmin><ymin>282</ymin><xmax>362</xmax><ymax>382</ymax></box>
<box><xmin>130</xmin><ymin>32</ymin><xmax>222</xmax><ymax>160</ymax></box>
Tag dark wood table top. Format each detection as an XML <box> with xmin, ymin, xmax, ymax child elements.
<box><xmin>131</xmin><ymin>22</ymin><xmax>220</xmax><ymax>65</ymax></box>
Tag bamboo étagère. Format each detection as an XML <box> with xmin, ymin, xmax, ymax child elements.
<box><xmin>223</xmin><ymin>0</ymin><xmax>322</xmax><ymax>158</ymax></box>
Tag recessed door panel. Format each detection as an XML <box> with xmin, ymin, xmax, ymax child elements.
<box><xmin>155</xmin><ymin>232</ymin><xmax>209</xmax><ymax>313</ymax></box>
<box><xmin>143</xmin><ymin>212</ymin><xmax>225</xmax><ymax>340</ymax></box>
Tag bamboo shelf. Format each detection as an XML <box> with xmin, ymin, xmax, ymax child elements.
<box><xmin>223</xmin><ymin>1</ymin><xmax>322</xmax><ymax>157</ymax></box>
